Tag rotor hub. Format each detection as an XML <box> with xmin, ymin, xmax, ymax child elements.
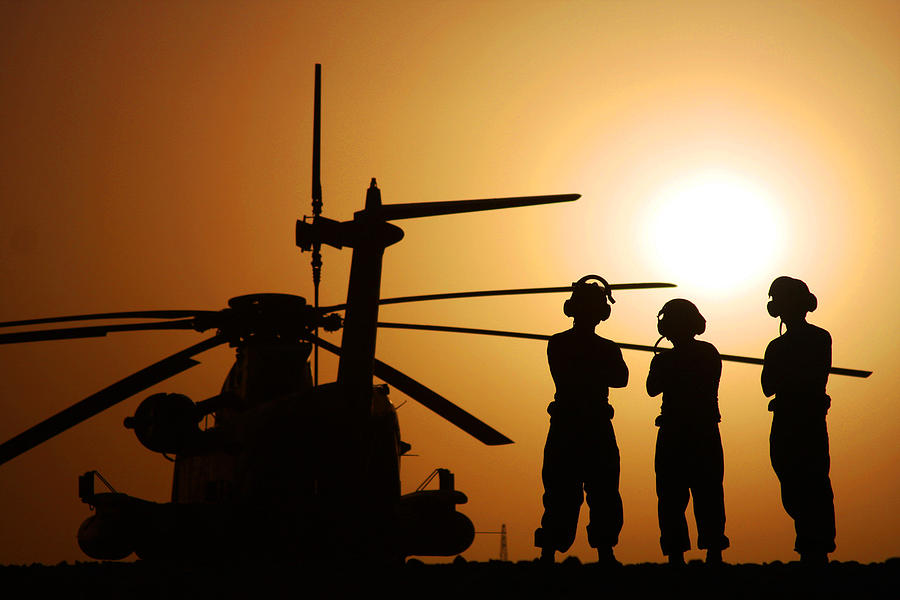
<box><xmin>223</xmin><ymin>294</ymin><xmax>313</xmax><ymax>345</ymax></box>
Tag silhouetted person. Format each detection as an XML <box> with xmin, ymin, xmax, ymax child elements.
<box><xmin>762</xmin><ymin>276</ymin><xmax>835</xmax><ymax>564</ymax></box>
<box><xmin>534</xmin><ymin>275</ymin><xmax>628</xmax><ymax>565</ymax></box>
<box><xmin>647</xmin><ymin>299</ymin><xmax>729</xmax><ymax>566</ymax></box>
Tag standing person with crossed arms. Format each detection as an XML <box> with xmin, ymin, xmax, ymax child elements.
<box><xmin>535</xmin><ymin>275</ymin><xmax>628</xmax><ymax>566</ymax></box>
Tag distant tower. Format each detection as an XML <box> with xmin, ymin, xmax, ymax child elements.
<box><xmin>474</xmin><ymin>523</ymin><xmax>509</xmax><ymax>561</ymax></box>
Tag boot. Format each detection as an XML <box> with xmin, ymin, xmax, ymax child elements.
<box><xmin>800</xmin><ymin>551</ymin><xmax>828</xmax><ymax>566</ymax></box>
<box><xmin>597</xmin><ymin>546</ymin><xmax>621</xmax><ymax>567</ymax></box>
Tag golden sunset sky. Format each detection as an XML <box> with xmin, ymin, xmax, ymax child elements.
<box><xmin>0</xmin><ymin>1</ymin><xmax>897</xmax><ymax>565</ymax></box>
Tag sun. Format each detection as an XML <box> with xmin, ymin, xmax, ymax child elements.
<box><xmin>645</xmin><ymin>171</ymin><xmax>782</xmax><ymax>296</ymax></box>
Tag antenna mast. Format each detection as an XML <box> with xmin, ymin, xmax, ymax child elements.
<box><xmin>311</xmin><ymin>63</ymin><xmax>323</xmax><ymax>386</ymax></box>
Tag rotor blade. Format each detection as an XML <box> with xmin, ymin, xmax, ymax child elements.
<box><xmin>0</xmin><ymin>311</ymin><xmax>215</xmax><ymax>329</ymax></box>
<box><xmin>311</xmin><ymin>63</ymin><xmax>322</xmax><ymax>213</ymax></box>
<box><xmin>619</xmin><ymin>342</ymin><xmax>872</xmax><ymax>378</ymax></box>
<box><xmin>378</xmin><ymin>193</ymin><xmax>579</xmax><ymax>221</ymax></box>
<box><xmin>310</xmin><ymin>64</ymin><xmax>324</xmax><ymax>388</ymax></box>
<box><xmin>713</xmin><ymin>353</ymin><xmax>870</xmax><ymax>378</ymax></box>
<box><xmin>307</xmin><ymin>333</ymin><xmax>513</xmax><ymax>445</ymax></box>
<box><xmin>0</xmin><ymin>335</ymin><xmax>227</xmax><ymax>467</ymax></box>
<box><xmin>0</xmin><ymin>319</ymin><xmax>199</xmax><ymax>345</ymax></box>
<box><xmin>376</xmin><ymin>322</ymin><xmax>873</xmax><ymax>378</ymax></box>
<box><xmin>379</xmin><ymin>322</ymin><xmax>549</xmax><ymax>342</ymax></box>
<box><xmin>319</xmin><ymin>282</ymin><xmax>676</xmax><ymax>312</ymax></box>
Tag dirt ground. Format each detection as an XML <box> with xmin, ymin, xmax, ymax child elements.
<box><xmin>1</xmin><ymin>557</ymin><xmax>897</xmax><ymax>599</ymax></box>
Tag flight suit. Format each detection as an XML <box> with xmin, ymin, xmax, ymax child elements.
<box><xmin>534</xmin><ymin>328</ymin><xmax>627</xmax><ymax>552</ymax></box>
<box><xmin>647</xmin><ymin>339</ymin><xmax>729</xmax><ymax>556</ymax></box>
<box><xmin>763</xmin><ymin>323</ymin><xmax>836</xmax><ymax>555</ymax></box>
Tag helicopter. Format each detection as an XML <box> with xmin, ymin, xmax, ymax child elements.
<box><xmin>0</xmin><ymin>65</ymin><xmax>871</xmax><ymax>564</ymax></box>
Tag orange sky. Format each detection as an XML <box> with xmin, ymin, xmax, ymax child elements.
<box><xmin>0</xmin><ymin>1</ymin><xmax>897</xmax><ymax>565</ymax></box>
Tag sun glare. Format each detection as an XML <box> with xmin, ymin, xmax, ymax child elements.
<box><xmin>645</xmin><ymin>171</ymin><xmax>781</xmax><ymax>296</ymax></box>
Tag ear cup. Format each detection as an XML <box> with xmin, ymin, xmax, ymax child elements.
<box><xmin>694</xmin><ymin>314</ymin><xmax>706</xmax><ymax>335</ymax></box>
<box><xmin>598</xmin><ymin>301</ymin><xmax>611</xmax><ymax>321</ymax></box>
<box><xmin>808</xmin><ymin>293</ymin><xmax>817</xmax><ymax>312</ymax></box>
<box><xmin>563</xmin><ymin>299</ymin><xmax>573</xmax><ymax>317</ymax></box>
<box><xmin>767</xmin><ymin>299</ymin><xmax>779</xmax><ymax>318</ymax></box>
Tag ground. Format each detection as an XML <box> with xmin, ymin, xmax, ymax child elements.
<box><xmin>1</xmin><ymin>557</ymin><xmax>897</xmax><ymax>599</ymax></box>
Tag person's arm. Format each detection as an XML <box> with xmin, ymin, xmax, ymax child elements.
<box><xmin>761</xmin><ymin>341</ymin><xmax>777</xmax><ymax>398</ymax></box>
<box><xmin>547</xmin><ymin>335</ymin><xmax>575</xmax><ymax>395</ymax></box>
<box><xmin>707</xmin><ymin>345</ymin><xmax>723</xmax><ymax>398</ymax></box>
<box><xmin>815</xmin><ymin>329</ymin><xmax>832</xmax><ymax>392</ymax></box>
<box><xmin>646</xmin><ymin>353</ymin><xmax>666</xmax><ymax>397</ymax></box>
<box><xmin>547</xmin><ymin>337</ymin><xmax>562</xmax><ymax>390</ymax></box>
<box><xmin>606</xmin><ymin>344</ymin><xmax>629</xmax><ymax>389</ymax></box>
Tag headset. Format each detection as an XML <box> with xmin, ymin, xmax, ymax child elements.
<box><xmin>767</xmin><ymin>276</ymin><xmax>817</xmax><ymax>318</ymax></box>
<box><xmin>655</xmin><ymin>298</ymin><xmax>706</xmax><ymax>349</ymax></box>
<box><xmin>563</xmin><ymin>274</ymin><xmax>615</xmax><ymax>322</ymax></box>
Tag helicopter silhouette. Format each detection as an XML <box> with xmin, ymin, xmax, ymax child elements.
<box><xmin>0</xmin><ymin>65</ymin><xmax>871</xmax><ymax>563</ymax></box>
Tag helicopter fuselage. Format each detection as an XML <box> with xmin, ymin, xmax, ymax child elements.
<box><xmin>77</xmin><ymin>294</ymin><xmax>475</xmax><ymax>562</ymax></box>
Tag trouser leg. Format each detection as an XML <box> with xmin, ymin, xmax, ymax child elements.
<box><xmin>536</xmin><ymin>426</ymin><xmax>583</xmax><ymax>552</ymax></box>
<box><xmin>655</xmin><ymin>428</ymin><xmax>690</xmax><ymax>555</ymax></box>
<box><xmin>584</xmin><ymin>421</ymin><xmax>623</xmax><ymax>549</ymax></box>
<box><xmin>691</xmin><ymin>427</ymin><xmax>729</xmax><ymax>551</ymax></box>
<box><xmin>791</xmin><ymin>470</ymin><xmax>835</xmax><ymax>554</ymax></box>
<box><xmin>771</xmin><ymin>415</ymin><xmax>836</xmax><ymax>555</ymax></box>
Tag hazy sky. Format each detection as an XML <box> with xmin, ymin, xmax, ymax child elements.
<box><xmin>0</xmin><ymin>1</ymin><xmax>897</xmax><ymax>565</ymax></box>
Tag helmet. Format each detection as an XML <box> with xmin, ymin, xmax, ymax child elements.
<box><xmin>563</xmin><ymin>274</ymin><xmax>614</xmax><ymax>321</ymax></box>
<box><xmin>657</xmin><ymin>298</ymin><xmax>706</xmax><ymax>338</ymax></box>
<box><xmin>767</xmin><ymin>276</ymin><xmax>817</xmax><ymax>318</ymax></box>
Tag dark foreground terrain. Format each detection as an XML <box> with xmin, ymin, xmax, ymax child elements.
<box><xmin>1</xmin><ymin>557</ymin><xmax>897</xmax><ymax>599</ymax></box>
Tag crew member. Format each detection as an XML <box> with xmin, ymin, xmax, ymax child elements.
<box><xmin>647</xmin><ymin>299</ymin><xmax>729</xmax><ymax>565</ymax></box>
<box><xmin>535</xmin><ymin>275</ymin><xmax>628</xmax><ymax>565</ymax></box>
<box><xmin>762</xmin><ymin>276</ymin><xmax>835</xmax><ymax>564</ymax></box>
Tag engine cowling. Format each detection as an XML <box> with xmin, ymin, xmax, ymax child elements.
<box><xmin>123</xmin><ymin>393</ymin><xmax>203</xmax><ymax>454</ymax></box>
